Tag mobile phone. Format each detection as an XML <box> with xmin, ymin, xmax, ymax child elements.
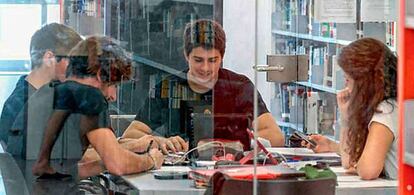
<box><xmin>293</xmin><ymin>132</ymin><xmax>317</xmax><ymax>148</ymax></box>
<box><xmin>153</xmin><ymin>171</ymin><xmax>188</xmax><ymax>180</ymax></box>
<box><xmin>316</xmin><ymin>159</ymin><xmax>342</xmax><ymax>167</ymax></box>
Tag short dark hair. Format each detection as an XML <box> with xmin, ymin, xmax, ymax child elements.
<box><xmin>183</xmin><ymin>19</ymin><xmax>226</xmax><ymax>57</ymax></box>
<box><xmin>30</xmin><ymin>23</ymin><xmax>82</xmax><ymax>70</ymax></box>
<box><xmin>66</xmin><ymin>36</ymin><xmax>132</xmax><ymax>84</ymax></box>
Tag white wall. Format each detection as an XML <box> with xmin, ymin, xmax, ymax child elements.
<box><xmin>222</xmin><ymin>0</ymin><xmax>274</xmax><ymax>109</ymax></box>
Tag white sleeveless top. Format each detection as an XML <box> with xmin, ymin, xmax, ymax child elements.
<box><xmin>368</xmin><ymin>100</ymin><xmax>398</xmax><ymax>179</ymax></box>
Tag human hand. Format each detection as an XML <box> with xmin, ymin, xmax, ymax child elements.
<box><xmin>149</xmin><ymin>148</ymin><xmax>164</xmax><ymax>169</ymax></box>
<box><xmin>119</xmin><ymin>135</ymin><xmax>158</xmax><ymax>154</ymax></box>
<box><xmin>301</xmin><ymin>134</ymin><xmax>336</xmax><ymax>153</ymax></box>
<box><xmin>154</xmin><ymin>136</ymin><xmax>189</xmax><ymax>154</ymax></box>
<box><xmin>337</xmin><ymin>87</ymin><xmax>351</xmax><ymax>122</ymax></box>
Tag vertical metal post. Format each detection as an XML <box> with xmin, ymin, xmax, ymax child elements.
<box><xmin>117</xmin><ymin>0</ymin><xmax>121</xmax><ymax>41</ymax></box>
<box><xmin>356</xmin><ymin>0</ymin><xmax>364</xmax><ymax>39</ymax></box>
<box><xmin>253</xmin><ymin>0</ymin><xmax>259</xmax><ymax>195</ymax></box>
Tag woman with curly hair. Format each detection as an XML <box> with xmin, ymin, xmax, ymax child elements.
<box><xmin>302</xmin><ymin>37</ymin><xmax>398</xmax><ymax>180</ymax></box>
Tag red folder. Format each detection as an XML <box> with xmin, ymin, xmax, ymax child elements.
<box><xmin>190</xmin><ymin>166</ymin><xmax>281</xmax><ymax>181</ymax></box>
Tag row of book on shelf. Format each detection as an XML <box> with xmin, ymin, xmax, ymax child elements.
<box><xmin>280</xmin><ymin>39</ymin><xmax>344</xmax><ymax>90</ymax></box>
<box><xmin>277</xmin><ymin>0</ymin><xmax>397</xmax><ymax>48</ymax></box>
<box><xmin>149</xmin><ymin>73</ymin><xmax>201</xmax><ymax>109</ymax></box>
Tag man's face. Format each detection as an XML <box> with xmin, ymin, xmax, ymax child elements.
<box><xmin>185</xmin><ymin>47</ymin><xmax>222</xmax><ymax>90</ymax></box>
<box><xmin>55</xmin><ymin>57</ymin><xmax>69</xmax><ymax>81</ymax></box>
<box><xmin>101</xmin><ymin>84</ymin><xmax>117</xmax><ymax>102</ymax></box>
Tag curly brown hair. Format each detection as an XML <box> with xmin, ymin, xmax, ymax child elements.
<box><xmin>67</xmin><ymin>36</ymin><xmax>132</xmax><ymax>84</ymax></box>
<box><xmin>338</xmin><ymin>37</ymin><xmax>397</xmax><ymax>165</ymax></box>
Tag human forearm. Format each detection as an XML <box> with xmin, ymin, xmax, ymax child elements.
<box><xmin>122</xmin><ymin>120</ymin><xmax>152</xmax><ymax>139</ymax></box>
<box><xmin>256</xmin><ymin>113</ymin><xmax>285</xmax><ymax>147</ymax></box>
<box><xmin>78</xmin><ymin>153</ymin><xmax>153</xmax><ymax>178</ymax></box>
<box><xmin>103</xmin><ymin>150</ymin><xmax>154</xmax><ymax>176</ymax></box>
<box><xmin>329</xmin><ymin>140</ymin><xmax>340</xmax><ymax>154</ymax></box>
<box><xmin>87</xmin><ymin>128</ymin><xmax>156</xmax><ymax>176</ymax></box>
<box><xmin>339</xmin><ymin>127</ymin><xmax>352</xmax><ymax>169</ymax></box>
<box><xmin>80</xmin><ymin>136</ymin><xmax>155</xmax><ymax>163</ymax></box>
<box><xmin>257</xmin><ymin>127</ymin><xmax>285</xmax><ymax>147</ymax></box>
<box><xmin>38</xmin><ymin>112</ymin><xmax>69</xmax><ymax>161</ymax></box>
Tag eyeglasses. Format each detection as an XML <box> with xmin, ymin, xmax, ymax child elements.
<box><xmin>55</xmin><ymin>55</ymin><xmax>69</xmax><ymax>62</ymax></box>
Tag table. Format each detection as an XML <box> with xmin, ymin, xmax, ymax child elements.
<box><xmin>122</xmin><ymin>163</ymin><xmax>397</xmax><ymax>195</ymax></box>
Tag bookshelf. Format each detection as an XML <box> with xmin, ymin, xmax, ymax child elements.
<box><xmin>271</xmin><ymin>0</ymin><xmax>397</xmax><ymax>139</ymax></box>
<box><xmin>273</xmin><ymin>29</ymin><xmax>396</xmax><ymax>52</ymax></box>
<box><xmin>399</xmin><ymin>0</ymin><xmax>414</xmax><ymax>193</ymax></box>
<box><xmin>295</xmin><ymin>81</ymin><xmax>337</xmax><ymax>94</ymax></box>
<box><xmin>272</xmin><ymin>29</ymin><xmax>352</xmax><ymax>46</ymax></box>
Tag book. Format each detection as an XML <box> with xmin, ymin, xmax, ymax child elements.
<box><xmin>189</xmin><ymin>165</ymin><xmax>304</xmax><ymax>188</ymax></box>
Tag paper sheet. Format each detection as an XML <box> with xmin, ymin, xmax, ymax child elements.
<box><xmin>361</xmin><ymin>0</ymin><xmax>397</xmax><ymax>22</ymax></box>
<box><xmin>329</xmin><ymin>166</ymin><xmax>348</xmax><ymax>174</ymax></box>
<box><xmin>195</xmin><ymin>161</ymin><xmax>216</xmax><ymax>167</ymax></box>
<box><xmin>337</xmin><ymin>175</ymin><xmax>398</xmax><ymax>188</ymax></box>
<box><xmin>267</xmin><ymin>147</ymin><xmax>340</xmax><ymax>158</ymax></box>
<box><xmin>151</xmin><ymin>166</ymin><xmax>191</xmax><ymax>173</ymax></box>
<box><xmin>314</xmin><ymin>0</ymin><xmax>356</xmax><ymax>23</ymax></box>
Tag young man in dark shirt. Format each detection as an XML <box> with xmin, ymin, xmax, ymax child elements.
<box><xmin>32</xmin><ymin>36</ymin><xmax>164</xmax><ymax>179</ymax></box>
<box><xmin>124</xmin><ymin>19</ymin><xmax>285</xmax><ymax>152</ymax></box>
<box><xmin>0</xmin><ymin>23</ymin><xmax>82</xmax><ymax>155</ymax></box>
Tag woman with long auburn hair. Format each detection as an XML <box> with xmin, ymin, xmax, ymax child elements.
<box><xmin>302</xmin><ymin>37</ymin><xmax>398</xmax><ymax>180</ymax></box>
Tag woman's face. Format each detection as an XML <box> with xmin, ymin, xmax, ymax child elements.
<box><xmin>344</xmin><ymin>72</ymin><xmax>355</xmax><ymax>92</ymax></box>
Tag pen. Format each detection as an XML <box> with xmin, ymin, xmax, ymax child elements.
<box><xmin>146</xmin><ymin>140</ymin><xmax>154</xmax><ymax>153</ymax></box>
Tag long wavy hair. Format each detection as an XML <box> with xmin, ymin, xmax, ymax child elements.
<box><xmin>338</xmin><ymin>37</ymin><xmax>397</xmax><ymax>165</ymax></box>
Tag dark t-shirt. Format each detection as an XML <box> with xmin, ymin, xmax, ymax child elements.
<box><xmin>0</xmin><ymin>75</ymin><xmax>35</xmax><ymax>147</ymax></box>
<box><xmin>51</xmin><ymin>80</ymin><xmax>109</xmax><ymax>153</ymax></box>
<box><xmin>135</xmin><ymin>68</ymin><xmax>269</xmax><ymax>150</ymax></box>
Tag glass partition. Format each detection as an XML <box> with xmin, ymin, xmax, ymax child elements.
<box><xmin>0</xmin><ymin>0</ymin><xmax>399</xmax><ymax>194</ymax></box>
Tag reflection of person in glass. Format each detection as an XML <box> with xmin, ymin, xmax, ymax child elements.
<box><xmin>0</xmin><ymin>23</ymin><xmax>81</xmax><ymax>155</ymax></box>
<box><xmin>126</xmin><ymin>19</ymin><xmax>285</xmax><ymax>153</ymax></box>
<box><xmin>302</xmin><ymin>38</ymin><xmax>398</xmax><ymax>180</ymax></box>
<box><xmin>32</xmin><ymin>36</ymin><xmax>163</xmax><ymax>178</ymax></box>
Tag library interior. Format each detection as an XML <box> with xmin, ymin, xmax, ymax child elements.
<box><xmin>0</xmin><ymin>0</ymin><xmax>413</xmax><ymax>194</ymax></box>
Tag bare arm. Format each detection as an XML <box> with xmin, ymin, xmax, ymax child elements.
<box><xmin>302</xmin><ymin>134</ymin><xmax>339</xmax><ymax>153</ymax></box>
<box><xmin>123</xmin><ymin>120</ymin><xmax>188</xmax><ymax>154</ymax></box>
<box><xmin>355</xmin><ymin>122</ymin><xmax>394</xmax><ymax>180</ymax></box>
<box><xmin>32</xmin><ymin>111</ymin><xmax>70</xmax><ymax>176</ymax></box>
<box><xmin>337</xmin><ymin>88</ymin><xmax>352</xmax><ymax>169</ymax></box>
<box><xmin>255</xmin><ymin>113</ymin><xmax>285</xmax><ymax>147</ymax></box>
<box><xmin>80</xmin><ymin>135</ymin><xmax>157</xmax><ymax>162</ymax></box>
<box><xmin>122</xmin><ymin>120</ymin><xmax>152</xmax><ymax>139</ymax></box>
<box><xmin>86</xmin><ymin>128</ymin><xmax>163</xmax><ymax>176</ymax></box>
<box><xmin>339</xmin><ymin>126</ymin><xmax>352</xmax><ymax>169</ymax></box>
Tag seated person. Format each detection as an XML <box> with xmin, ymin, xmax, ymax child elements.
<box><xmin>32</xmin><ymin>36</ymin><xmax>163</xmax><ymax>179</ymax></box>
<box><xmin>302</xmin><ymin>38</ymin><xmax>397</xmax><ymax>180</ymax></box>
<box><xmin>123</xmin><ymin>19</ymin><xmax>285</xmax><ymax>153</ymax></box>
